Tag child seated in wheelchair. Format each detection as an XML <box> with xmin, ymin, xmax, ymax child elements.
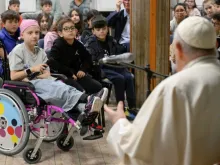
<box><xmin>8</xmin><ymin>19</ymin><xmax>108</xmax><ymax>135</ymax></box>
<box><xmin>84</xmin><ymin>15</ymin><xmax>137</xmax><ymax>120</ymax></box>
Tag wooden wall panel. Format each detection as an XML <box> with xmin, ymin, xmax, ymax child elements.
<box><xmin>131</xmin><ymin>0</ymin><xmax>170</xmax><ymax>106</ymax></box>
<box><xmin>131</xmin><ymin>0</ymin><xmax>150</xmax><ymax>106</ymax></box>
<box><xmin>156</xmin><ymin>0</ymin><xmax>170</xmax><ymax>75</ymax></box>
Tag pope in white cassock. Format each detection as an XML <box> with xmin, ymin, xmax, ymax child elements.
<box><xmin>104</xmin><ymin>16</ymin><xmax>220</xmax><ymax>165</ymax></box>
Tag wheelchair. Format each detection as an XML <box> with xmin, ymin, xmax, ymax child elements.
<box><xmin>0</xmin><ymin>71</ymin><xmax>104</xmax><ymax>164</ymax></box>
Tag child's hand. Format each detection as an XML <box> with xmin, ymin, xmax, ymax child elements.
<box><xmin>72</xmin><ymin>74</ymin><xmax>77</xmax><ymax>80</ymax></box>
<box><xmin>31</xmin><ymin>64</ymin><xmax>48</xmax><ymax>73</ymax></box>
<box><xmin>77</xmin><ymin>71</ymin><xmax>85</xmax><ymax>79</ymax></box>
<box><xmin>0</xmin><ymin>48</ymin><xmax>4</xmax><ymax>59</ymax></box>
<box><xmin>116</xmin><ymin>0</ymin><xmax>123</xmax><ymax>11</ymax></box>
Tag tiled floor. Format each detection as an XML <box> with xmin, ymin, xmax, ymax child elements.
<box><xmin>1</xmin><ymin>113</ymin><xmax>121</xmax><ymax>165</ymax></box>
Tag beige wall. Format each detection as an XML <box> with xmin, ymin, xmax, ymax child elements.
<box><xmin>0</xmin><ymin>1</ymin><xmax>6</xmax><ymax>14</ymax></box>
<box><xmin>171</xmin><ymin>0</ymin><xmax>203</xmax><ymax>8</ymax></box>
<box><xmin>0</xmin><ymin>0</ymin><xmax>116</xmax><ymax>15</ymax></box>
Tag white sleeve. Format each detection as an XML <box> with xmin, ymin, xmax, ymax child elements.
<box><xmin>107</xmin><ymin>82</ymin><xmax>190</xmax><ymax>164</ymax></box>
<box><xmin>194</xmin><ymin>8</ymin><xmax>201</xmax><ymax>16</ymax></box>
<box><xmin>107</xmin><ymin>118</ymin><xmax>132</xmax><ymax>157</ymax></box>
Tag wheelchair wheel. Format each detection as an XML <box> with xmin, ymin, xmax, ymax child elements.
<box><xmin>23</xmin><ymin>147</ymin><xmax>42</xmax><ymax>164</ymax></box>
<box><xmin>31</xmin><ymin>111</ymin><xmax>65</xmax><ymax>142</ymax></box>
<box><xmin>56</xmin><ymin>134</ymin><xmax>74</xmax><ymax>151</ymax></box>
<box><xmin>0</xmin><ymin>89</ymin><xmax>30</xmax><ymax>155</ymax></box>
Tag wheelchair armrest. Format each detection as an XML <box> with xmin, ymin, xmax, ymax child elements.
<box><xmin>3</xmin><ymin>81</ymin><xmax>35</xmax><ymax>90</ymax></box>
<box><xmin>51</xmin><ymin>73</ymin><xmax>68</xmax><ymax>81</ymax></box>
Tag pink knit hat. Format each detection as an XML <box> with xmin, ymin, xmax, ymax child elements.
<box><xmin>20</xmin><ymin>19</ymin><xmax>39</xmax><ymax>34</ymax></box>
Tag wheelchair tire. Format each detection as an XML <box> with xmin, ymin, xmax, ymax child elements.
<box><xmin>23</xmin><ymin>147</ymin><xmax>42</xmax><ymax>164</ymax></box>
<box><xmin>31</xmin><ymin>112</ymin><xmax>66</xmax><ymax>142</ymax></box>
<box><xmin>0</xmin><ymin>89</ymin><xmax>30</xmax><ymax>155</ymax></box>
<box><xmin>56</xmin><ymin>134</ymin><xmax>74</xmax><ymax>151</ymax></box>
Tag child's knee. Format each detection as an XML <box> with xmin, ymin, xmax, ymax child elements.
<box><xmin>113</xmin><ymin>75</ymin><xmax>125</xmax><ymax>84</ymax></box>
<box><xmin>125</xmin><ymin>73</ymin><xmax>134</xmax><ymax>81</ymax></box>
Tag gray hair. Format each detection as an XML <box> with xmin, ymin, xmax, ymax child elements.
<box><xmin>173</xmin><ymin>30</ymin><xmax>217</xmax><ymax>58</ymax></box>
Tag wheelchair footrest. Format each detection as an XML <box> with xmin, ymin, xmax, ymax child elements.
<box><xmin>83</xmin><ymin>134</ymin><xmax>103</xmax><ymax>140</ymax></box>
<box><xmin>81</xmin><ymin>112</ymin><xmax>99</xmax><ymax>126</ymax></box>
<box><xmin>90</xmin><ymin>127</ymin><xmax>105</xmax><ymax>134</ymax></box>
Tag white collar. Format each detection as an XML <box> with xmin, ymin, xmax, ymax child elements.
<box><xmin>123</xmin><ymin>9</ymin><xmax>129</xmax><ymax>17</ymax></box>
<box><xmin>184</xmin><ymin>55</ymin><xmax>217</xmax><ymax>70</ymax></box>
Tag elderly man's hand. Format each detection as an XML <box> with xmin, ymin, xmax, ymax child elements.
<box><xmin>104</xmin><ymin>101</ymin><xmax>126</xmax><ymax>124</ymax></box>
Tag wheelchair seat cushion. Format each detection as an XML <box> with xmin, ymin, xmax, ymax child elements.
<box><xmin>4</xmin><ymin>81</ymin><xmax>35</xmax><ymax>90</ymax></box>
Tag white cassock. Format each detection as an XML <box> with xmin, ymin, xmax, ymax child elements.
<box><xmin>107</xmin><ymin>56</ymin><xmax>220</xmax><ymax>165</ymax></box>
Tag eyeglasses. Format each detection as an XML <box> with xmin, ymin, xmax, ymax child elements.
<box><xmin>62</xmin><ymin>26</ymin><xmax>76</xmax><ymax>32</ymax></box>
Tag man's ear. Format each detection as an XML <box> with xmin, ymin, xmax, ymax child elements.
<box><xmin>175</xmin><ymin>41</ymin><xmax>184</xmax><ymax>60</ymax></box>
<box><xmin>92</xmin><ymin>29</ymin><xmax>95</xmax><ymax>34</ymax></box>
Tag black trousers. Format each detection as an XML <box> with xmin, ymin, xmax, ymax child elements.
<box><xmin>64</xmin><ymin>75</ymin><xmax>102</xmax><ymax>94</ymax></box>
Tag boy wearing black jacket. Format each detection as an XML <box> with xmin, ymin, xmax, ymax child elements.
<box><xmin>48</xmin><ymin>18</ymin><xmax>102</xmax><ymax>94</ymax></box>
<box><xmin>85</xmin><ymin>15</ymin><xmax>136</xmax><ymax>112</ymax></box>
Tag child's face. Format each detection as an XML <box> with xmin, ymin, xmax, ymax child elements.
<box><xmin>92</xmin><ymin>26</ymin><xmax>108</xmax><ymax>41</ymax></box>
<box><xmin>185</xmin><ymin>0</ymin><xmax>195</xmax><ymax>9</ymax></box>
<box><xmin>123</xmin><ymin>0</ymin><xmax>130</xmax><ymax>12</ymax></box>
<box><xmin>174</xmin><ymin>5</ymin><xmax>186</xmax><ymax>22</ymax></box>
<box><xmin>4</xmin><ymin>19</ymin><xmax>19</xmax><ymax>34</ymax></box>
<box><xmin>42</xmin><ymin>4</ymin><xmax>52</xmax><ymax>14</ymax></box>
<box><xmin>60</xmin><ymin>22</ymin><xmax>77</xmax><ymax>40</ymax></box>
<box><xmin>212</xmin><ymin>19</ymin><xmax>220</xmax><ymax>34</ymax></box>
<box><xmin>71</xmin><ymin>10</ymin><xmax>80</xmax><ymax>24</ymax></box>
<box><xmin>214</xmin><ymin>4</ymin><xmax>220</xmax><ymax>13</ymax></box>
<box><xmin>40</xmin><ymin>16</ymin><xmax>49</xmax><ymax>30</ymax></box>
<box><xmin>204</xmin><ymin>2</ymin><xmax>215</xmax><ymax>18</ymax></box>
<box><xmin>87</xmin><ymin>18</ymin><xmax>94</xmax><ymax>28</ymax></box>
<box><xmin>9</xmin><ymin>4</ymin><xmax>20</xmax><ymax>13</ymax></box>
<box><xmin>21</xmin><ymin>26</ymin><xmax>40</xmax><ymax>47</ymax></box>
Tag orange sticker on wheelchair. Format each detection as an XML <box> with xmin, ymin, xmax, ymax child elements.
<box><xmin>7</xmin><ymin>126</ymin><xmax>14</xmax><ymax>135</ymax></box>
<box><xmin>11</xmin><ymin>135</ymin><xmax>18</xmax><ymax>143</ymax></box>
<box><xmin>0</xmin><ymin>103</ymin><xmax>4</xmax><ymax>115</ymax></box>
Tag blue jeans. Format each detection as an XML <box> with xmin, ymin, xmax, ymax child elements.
<box><xmin>122</xmin><ymin>42</ymin><xmax>130</xmax><ymax>52</ymax></box>
<box><xmin>102</xmin><ymin>67</ymin><xmax>136</xmax><ymax>108</ymax></box>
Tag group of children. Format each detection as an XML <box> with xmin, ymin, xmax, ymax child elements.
<box><xmin>171</xmin><ymin>0</ymin><xmax>220</xmax><ymax>33</ymax></box>
<box><xmin>170</xmin><ymin>0</ymin><xmax>220</xmax><ymax>73</ymax></box>
<box><xmin>0</xmin><ymin>0</ymin><xmax>137</xmax><ymax>125</ymax></box>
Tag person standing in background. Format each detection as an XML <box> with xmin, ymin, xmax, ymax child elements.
<box><xmin>214</xmin><ymin>0</ymin><xmax>220</xmax><ymax>13</ymax></box>
<box><xmin>36</xmin><ymin>0</ymin><xmax>62</xmax><ymax>26</ymax></box>
<box><xmin>69</xmin><ymin>0</ymin><xmax>91</xmax><ymax>21</ymax></box>
<box><xmin>107</xmin><ymin>0</ymin><xmax>131</xmax><ymax>52</ymax></box>
<box><xmin>170</xmin><ymin>3</ymin><xmax>188</xmax><ymax>34</ymax></box>
<box><xmin>184</xmin><ymin>0</ymin><xmax>201</xmax><ymax>16</ymax></box>
<box><xmin>203</xmin><ymin>0</ymin><xmax>216</xmax><ymax>21</ymax></box>
<box><xmin>8</xmin><ymin>0</ymin><xmax>23</xmax><ymax>25</ymax></box>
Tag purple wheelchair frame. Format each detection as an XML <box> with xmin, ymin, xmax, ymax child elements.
<box><xmin>2</xmin><ymin>83</ymin><xmax>78</xmax><ymax>130</ymax></box>
<box><xmin>1</xmin><ymin>80</ymin><xmax>104</xmax><ymax>164</ymax></box>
